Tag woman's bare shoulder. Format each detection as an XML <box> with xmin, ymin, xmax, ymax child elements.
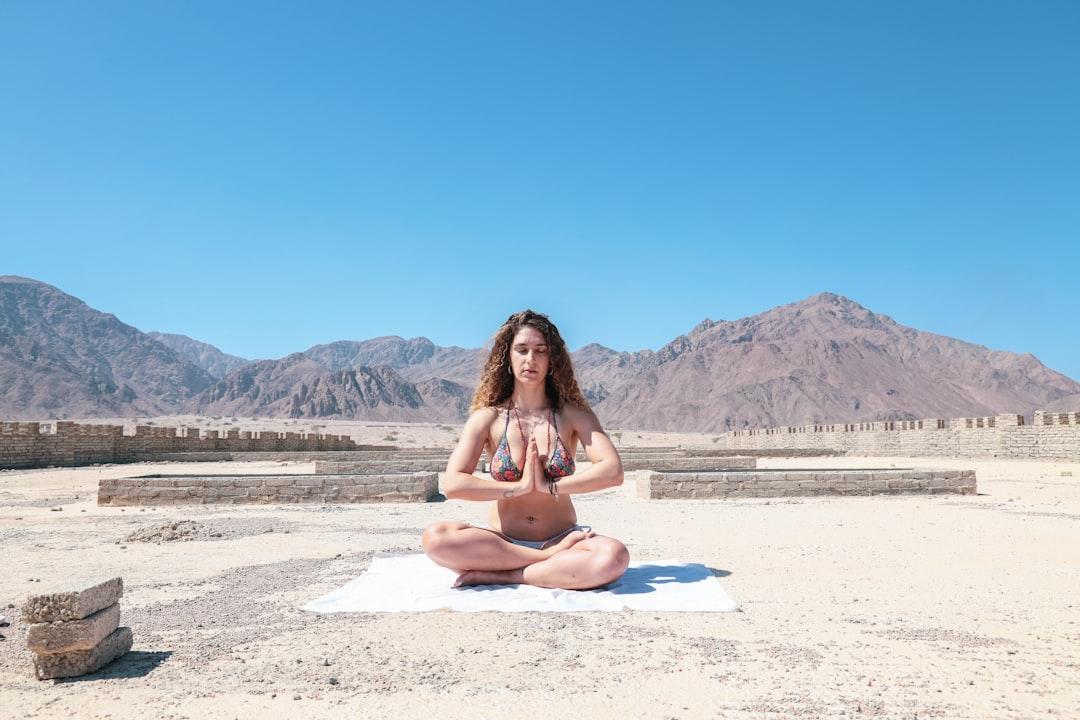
<box><xmin>464</xmin><ymin>405</ymin><xmax>502</xmax><ymax>432</ymax></box>
<box><xmin>561</xmin><ymin>403</ymin><xmax>602</xmax><ymax>430</ymax></box>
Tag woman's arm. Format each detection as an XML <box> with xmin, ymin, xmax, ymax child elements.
<box><xmin>442</xmin><ymin>408</ymin><xmax>534</xmax><ymax>501</ymax></box>
<box><xmin>540</xmin><ymin>405</ymin><xmax>623</xmax><ymax>496</ymax></box>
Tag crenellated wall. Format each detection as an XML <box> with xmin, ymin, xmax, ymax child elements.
<box><xmin>0</xmin><ymin>422</ymin><xmax>362</xmax><ymax>470</ymax></box>
<box><xmin>711</xmin><ymin>410</ymin><xmax>1080</xmax><ymax>460</ymax></box>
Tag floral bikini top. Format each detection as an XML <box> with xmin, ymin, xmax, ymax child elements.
<box><xmin>490</xmin><ymin>403</ymin><xmax>576</xmax><ymax>482</ymax></box>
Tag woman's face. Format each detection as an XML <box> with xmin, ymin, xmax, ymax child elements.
<box><xmin>509</xmin><ymin>326</ymin><xmax>550</xmax><ymax>385</ymax></box>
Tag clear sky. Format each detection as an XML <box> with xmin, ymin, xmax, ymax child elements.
<box><xmin>2</xmin><ymin>2</ymin><xmax>1078</xmax><ymax>378</ymax></box>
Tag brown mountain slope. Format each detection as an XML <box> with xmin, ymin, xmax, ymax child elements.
<box><xmin>190</xmin><ymin>353</ymin><xmax>470</xmax><ymax>421</ymax></box>
<box><xmin>0</xmin><ymin>276</ymin><xmax>216</xmax><ymax>419</ymax></box>
<box><xmin>577</xmin><ymin>292</ymin><xmax>1080</xmax><ymax>432</ymax></box>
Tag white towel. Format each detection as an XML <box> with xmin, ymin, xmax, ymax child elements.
<box><xmin>303</xmin><ymin>553</ymin><xmax>739</xmax><ymax>613</ymax></box>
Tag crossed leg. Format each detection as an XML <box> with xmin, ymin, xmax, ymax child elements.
<box><xmin>421</xmin><ymin>521</ymin><xmax>630</xmax><ymax>590</ymax></box>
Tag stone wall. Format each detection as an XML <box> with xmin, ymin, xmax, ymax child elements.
<box><xmin>713</xmin><ymin>410</ymin><xmax>1080</xmax><ymax>460</ymax></box>
<box><xmin>0</xmin><ymin>421</ymin><xmax>364</xmax><ymax>470</ymax></box>
<box><xmin>97</xmin><ymin>472</ymin><xmax>439</xmax><ymax>505</ymax></box>
<box><xmin>638</xmin><ymin>468</ymin><xmax>977</xmax><ymax>500</ymax></box>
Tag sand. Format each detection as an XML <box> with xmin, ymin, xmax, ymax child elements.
<box><xmin>1</xmin><ymin>421</ymin><xmax>1078</xmax><ymax>719</ymax></box>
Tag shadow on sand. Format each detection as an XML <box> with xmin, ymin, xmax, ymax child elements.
<box><xmin>56</xmin><ymin>650</ymin><xmax>172</xmax><ymax>683</ymax></box>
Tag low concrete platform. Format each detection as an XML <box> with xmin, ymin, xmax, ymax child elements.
<box><xmin>97</xmin><ymin>472</ymin><xmax>439</xmax><ymax>505</ymax></box>
<box><xmin>637</xmin><ymin>467</ymin><xmax>977</xmax><ymax>499</ymax></box>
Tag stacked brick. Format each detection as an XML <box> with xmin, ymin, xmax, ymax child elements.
<box><xmin>0</xmin><ymin>421</ymin><xmax>364</xmax><ymax>470</ymax></box>
<box><xmin>22</xmin><ymin>577</ymin><xmax>132</xmax><ymax>680</ymax></box>
<box><xmin>98</xmin><ymin>472</ymin><xmax>439</xmax><ymax>506</ymax></box>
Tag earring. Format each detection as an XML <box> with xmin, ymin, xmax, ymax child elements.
<box><xmin>547</xmin><ymin>367</ymin><xmax>553</xmax><ymax>376</ymax></box>
<box><xmin>508</xmin><ymin>365</ymin><xmax>514</xmax><ymax>375</ymax></box>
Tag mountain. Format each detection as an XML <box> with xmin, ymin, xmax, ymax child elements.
<box><xmin>574</xmin><ymin>292</ymin><xmax>1080</xmax><ymax>432</ymax></box>
<box><xmin>0</xmin><ymin>276</ymin><xmax>216</xmax><ymax>418</ymax></box>
<box><xmin>190</xmin><ymin>353</ymin><xmax>470</xmax><ymax>421</ymax></box>
<box><xmin>303</xmin><ymin>337</ymin><xmax>482</xmax><ymax>385</ymax></box>
<box><xmin>3</xmin><ymin>276</ymin><xmax>1076</xmax><ymax>429</ymax></box>
<box><xmin>147</xmin><ymin>331</ymin><xmax>249</xmax><ymax>379</ymax></box>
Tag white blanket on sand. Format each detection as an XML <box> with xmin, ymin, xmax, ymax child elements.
<box><xmin>303</xmin><ymin>553</ymin><xmax>739</xmax><ymax>613</ymax></box>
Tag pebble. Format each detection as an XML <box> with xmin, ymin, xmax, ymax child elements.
<box><xmin>0</xmin><ymin>615</ymin><xmax>8</xmax><ymax>627</ymax></box>
<box><xmin>328</xmin><ymin>677</ymin><xmax>339</xmax><ymax>685</ymax></box>
<box><xmin>50</xmin><ymin>507</ymin><xmax>62</xmax><ymax>512</ymax></box>
<box><xmin>293</xmin><ymin>694</ymin><xmax>301</xmax><ymax>700</ymax></box>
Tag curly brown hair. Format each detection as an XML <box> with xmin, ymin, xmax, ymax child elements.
<box><xmin>470</xmin><ymin>310</ymin><xmax>592</xmax><ymax>413</ymax></box>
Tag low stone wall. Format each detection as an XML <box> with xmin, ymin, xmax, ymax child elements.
<box><xmin>97</xmin><ymin>472</ymin><xmax>439</xmax><ymax>505</ymax></box>
<box><xmin>637</xmin><ymin>468</ymin><xmax>977</xmax><ymax>500</ymax></box>
<box><xmin>138</xmin><ymin>452</ymin><xmax>234</xmax><ymax>463</ymax></box>
<box><xmin>580</xmin><ymin>447</ymin><xmax>840</xmax><ymax>461</ymax></box>
<box><xmin>0</xmin><ymin>421</ymin><xmax>366</xmax><ymax>470</ymax></box>
<box><xmin>315</xmin><ymin>459</ymin><xmax>484</xmax><ymax>474</ymax></box>
<box><xmin>316</xmin><ymin>459</ymin><xmax>445</xmax><ymax>473</ymax></box>
<box><xmin>229</xmin><ymin>450</ymin><xmax>439</xmax><ymax>463</ymax></box>
<box><xmin>675</xmin><ymin>448</ymin><xmax>842</xmax><ymax>458</ymax></box>
<box><xmin>620</xmin><ymin>456</ymin><xmax>757</xmax><ymax>471</ymax></box>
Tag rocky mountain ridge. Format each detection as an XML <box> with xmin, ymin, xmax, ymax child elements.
<box><xmin>2</xmin><ymin>276</ymin><xmax>1077</xmax><ymax>429</ymax></box>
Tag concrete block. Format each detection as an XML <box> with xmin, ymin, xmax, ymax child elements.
<box><xmin>27</xmin><ymin>603</ymin><xmax>120</xmax><ymax>654</ymax></box>
<box><xmin>23</xmin><ymin>578</ymin><xmax>124</xmax><ymax>624</ymax></box>
<box><xmin>32</xmin><ymin>626</ymin><xmax>133</xmax><ymax>680</ymax></box>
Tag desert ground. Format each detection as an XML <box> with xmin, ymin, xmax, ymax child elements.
<box><xmin>1</xmin><ymin>419</ymin><xmax>1078</xmax><ymax>719</ymax></box>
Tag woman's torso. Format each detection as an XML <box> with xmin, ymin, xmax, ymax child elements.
<box><xmin>485</xmin><ymin>405</ymin><xmax>578</xmax><ymax>541</ymax></box>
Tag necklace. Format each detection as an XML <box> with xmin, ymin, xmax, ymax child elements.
<box><xmin>511</xmin><ymin>401</ymin><xmax>553</xmax><ymax>466</ymax></box>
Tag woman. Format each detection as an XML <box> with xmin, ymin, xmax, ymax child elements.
<box><xmin>421</xmin><ymin>310</ymin><xmax>630</xmax><ymax>590</ymax></box>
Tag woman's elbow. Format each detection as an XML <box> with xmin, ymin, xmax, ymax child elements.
<box><xmin>608</xmin><ymin>461</ymin><xmax>624</xmax><ymax>487</ymax></box>
<box><xmin>441</xmin><ymin>475</ymin><xmax>461</xmax><ymax>499</ymax></box>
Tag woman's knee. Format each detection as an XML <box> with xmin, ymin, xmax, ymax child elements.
<box><xmin>589</xmin><ymin>539</ymin><xmax>630</xmax><ymax>582</ymax></box>
<box><xmin>421</xmin><ymin>521</ymin><xmax>470</xmax><ymax>553</ymax></box>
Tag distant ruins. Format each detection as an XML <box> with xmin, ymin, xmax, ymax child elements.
<box><xmin>2</xmin><ymin>408</ymin><xmax>1079</xmax><ymax>471</ymax></box>
<box><xmin>0</xmin><ymin>421</ymin><xmax>361</xmax><ymax>470</ymax></box>
<box><xmin>716</xmin><ymin>410</ymin><xmax>1080</xmax><ymax>460</ymax></box>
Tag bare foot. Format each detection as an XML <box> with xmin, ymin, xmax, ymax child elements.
<box><xmin>452</xmin><ymin>568</ymin><xmax>525</xmax><ymax>588</ymax></box>
<box><xmin>541</xmin><ymin>529</ymin><xmax>595</xmax><ymax>554</ymax></box>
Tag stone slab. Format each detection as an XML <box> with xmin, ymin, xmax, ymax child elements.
<box><xmin>22</xmin><ymin>577</ymin><xmax>124</xmax><ymax>624</ymax></box>
<box><xmin>27</xmin><ymin>603</ymin><xmax>121</xmax><ymax>654</ymax></box>
<box><xmin>32</xmin><ymin>626</ymin><xmax>133</xmax><ymax>680</ymax></box>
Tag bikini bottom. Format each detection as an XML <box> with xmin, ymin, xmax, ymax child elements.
<box><xmin>486</xmin><ymin>523</ymin><xmax>593</xmax><ymax>550</ymax></box>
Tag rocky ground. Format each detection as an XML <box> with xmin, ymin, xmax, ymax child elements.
<box><xmin>1</xmin><ymin>424</ymin><xmax>1078</xmax><ymax>719</ymax></box>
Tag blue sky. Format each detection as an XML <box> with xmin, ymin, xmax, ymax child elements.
<box><xmin>2</xmin><ymin>2</ymin><xmax>1078</xmax><ymax>379</ymax></box>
